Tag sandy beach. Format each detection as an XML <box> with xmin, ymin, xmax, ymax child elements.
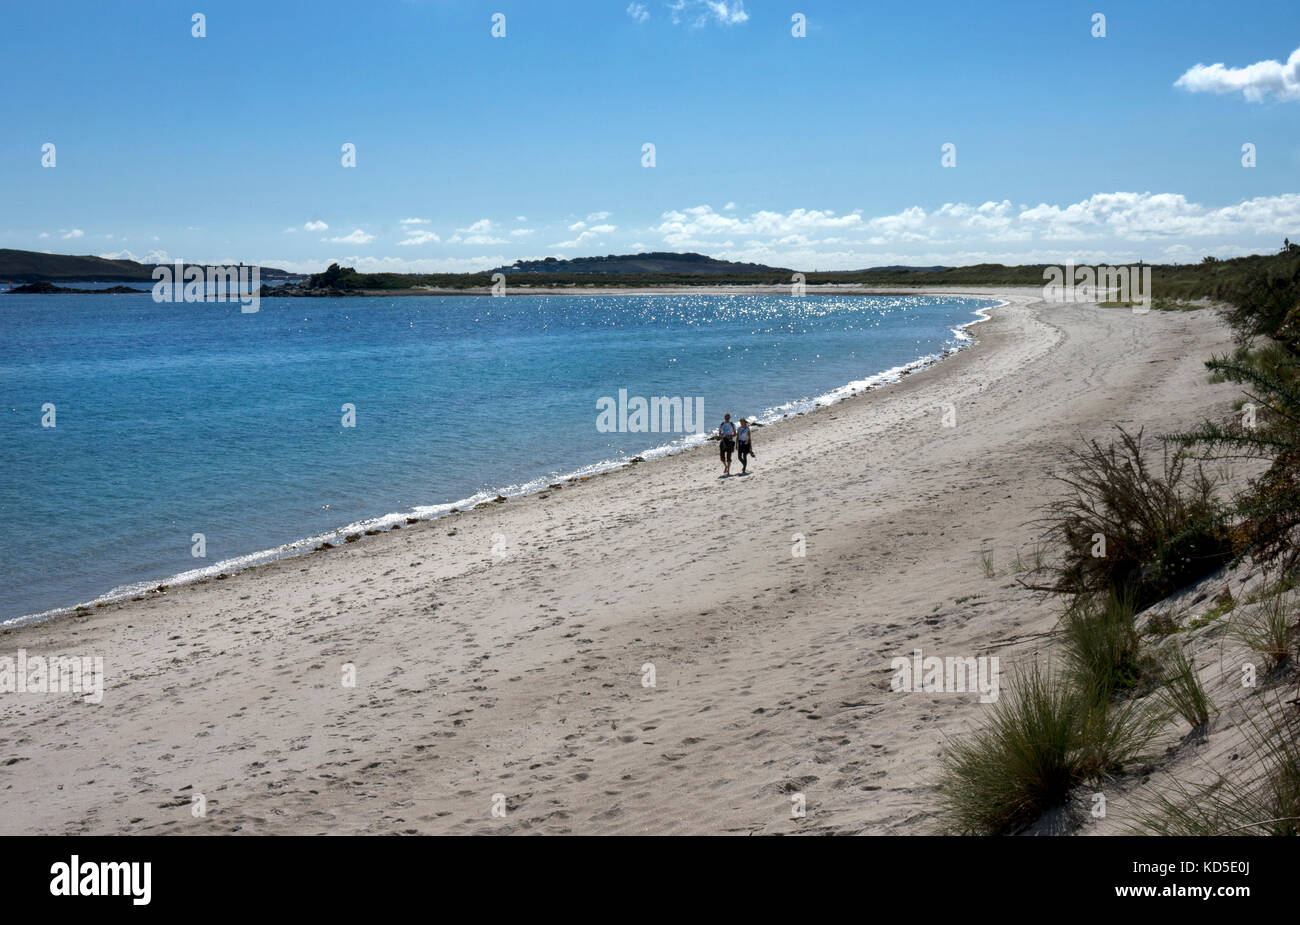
<box><xmin>0</xmin><ymin>288</ymin><xmax>1244</xmax><ymax>835</ymax></box>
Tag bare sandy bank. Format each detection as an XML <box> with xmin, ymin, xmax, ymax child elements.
<box><xmin>0</xmin><ymin>288</ymin><xmax>1243</xmax><ymax>834</ymax></box>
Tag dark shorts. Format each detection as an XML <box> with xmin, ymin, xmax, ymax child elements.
<box><xmin>720</xmin><ymin>438</ymin><xmax>735</xmax><ymax>456</ymax></box>
<box><xmin>737</xmin><ymin>441</ymin><xmax>751</xmax><ymax>458</ymax></box>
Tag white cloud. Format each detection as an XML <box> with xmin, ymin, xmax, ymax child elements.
<box><xmin>1013</xmin><ymin>191</ymin><xmax>1300</xmax><ymax>241</ymax></box>
<box><xmin>668</xmin><ymin>0</ymin><xmax>747</xmax><ymax>27</ymax></box>
<box><xmin>399</xmin><ymin>217</ymin><xmax>431</xmax><ymax>226</ymax></box>
<box><xmin>1175</xmin><ymin>43</ymin><xmax>1300</xmax><ymax>102</ymax></box>
<box><xmin>326</xmin><ymin>229</ymin><xmax>375</xmax><ymax>245</ymax></box>
<box><xmin>659</xmin><ymin>194</ymin><xmax>1300</xmax><ymax>251</ymax></box>
<box><xmin>646</xmin><ymin>193</ymin><xmax>1300</xmax><ymax>268</ymax></box>
<box><xmin>449</xmin><ymin>234</ymin><xmax>508</xmax><ymax>245</ymax></box>
<box><xmin>397</xmin><ymin>231</ymin><xmax>442</xmax><ymax>246</ymax></box>
<box><xmin>656</xmin><ymin>205</ymin><xmax>863</xmax><ymax>245</ymax></box>
<box><xmin>551</xmin><ymin>222</ymin><xmax>616</xmax><ymax>248</ymax></box>
<box><xmin>626</xmin><ymin>3</ymin><xmax>649</xmax><ymax>24</ymax></box>
<box><xmin>288</xmin><ymin>254</ymin><xmax>516</xmax><ymax>274</ymax></box>
<box><xmin>285</xmin><ymin>220</ymin><xmax>329</xmax><ymax>233</ymax></box>
<box><xmin>37</xmin><ymin>232</ymin><xmax>49</xmax><ymax>239</ymax></box>
<box><xmin>552</xmin><ymin>230</ymin><xmax>601</xmax><ymax>248</ymax></box>
<box><xmin>705</xmin><ymin>1</ymin><xmax>748</xmax><ymax>25</ymax></box>
<box><xmin>443</xmin><ymin>218</ymin><xmax>506</xmax><ymax>244</ymax></box>
<box><xmin>510</xmin><ymin>228</ymin><xmax>535</xmax><ymax>236</ymax></box>
<box><xmin>586</xmin><ymin>211</ymin><xmax>612</xmax><ymax>221</ymax></box>
<box><xmin>60</xmin><ymin>229</ymin><xmax>84</xmax><ymax>240</ymax></box>
<box><xmin>98</xmin><ymin>248</ymin><xmax>171</xmax><ymax>264</ymax></box>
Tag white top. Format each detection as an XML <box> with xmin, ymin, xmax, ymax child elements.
<box><xmin>737</xmin><ymin>425</ymin><xmax>750</xmax><ymax>443</ymax></box>
<box><xmin>720</xmin><ymin>421</ymin><xmax>736</xmax><ymax>437</ymax></box>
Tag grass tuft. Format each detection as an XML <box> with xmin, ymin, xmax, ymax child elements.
<box><xmin>1134</xmin><ymin>702</ymin><xmax>1300</xmax><ymax>836</ymax></box>
<box><xmin>1156</xmin><ymin>642</ymin><xmax>1213</xmax><ymax>731</ymax></box>
<box><xmin>1059</xmin><ymin>591</ymin><xmax>1147</xmax><ymax>702</ymax></box>
<box><xmin>1231</xmin><ymin>589</ymin><xmax>1298</xmax><ymax>671</ymax></box>
<box><xmin>939</xmin><ymin>661</ymin><xmax>1157</xmax><ymax>835</ymax></box>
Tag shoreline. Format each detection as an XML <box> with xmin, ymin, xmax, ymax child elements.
<box><xmin>5</xmin><ymin>293</ymin><xmax>998</xmax><ymax>630</ymax></box>
<box><xmin>1</xmin><ymin>287</ymin><xmax>1245</xmax><ymax>835</ymax></box>
<box><xmin>345</xmin><ymin>285</ymin><xmax>1007</xmax><ymax>297</ymax></box>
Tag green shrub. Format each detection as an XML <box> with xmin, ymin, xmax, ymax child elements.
<box><xmin>1169</xmin><ymin>353</ymin><xmax>1300</xmax><ymax>573</ymax></box>
<box><xmin>1039</xmin><ymin>428</ymin><xmax>1232</xmax><ymax>609</ymax></box>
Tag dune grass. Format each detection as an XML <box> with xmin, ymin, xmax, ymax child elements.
<box><xmin>939</xmin><ymin>661</ymin><xmax>1157</xmax><ymax>835</ymax></box>
<box><xmin>1156</xmin><ymin>643</ymin><xmax>1213</xmax><ymax>732</ymax></box>
<box><xmin>1134</xmin><ymin>703</ymin><xmax>1300</xmax><ymax>836</ymax></box>
<box><xmin>1231</xmin><ymin>590</ymin><xmax>1298</xmax><ymax>671</ymax></box>
<box><xmin>1059</xmin><ymin>591</ymin><xmax>1151</xmax><ymax>703</ymax></box>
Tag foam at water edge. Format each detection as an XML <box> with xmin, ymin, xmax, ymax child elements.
<box><xmin>3</xmin><ymin>300</ymin><xmax>1001</xmax><ymax>629</ymax></box>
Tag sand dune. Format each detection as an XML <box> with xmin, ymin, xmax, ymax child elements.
<box><xmin>0</xmin><ymin>288</ymin><xmax>1243</xmax><ymax>835</ymax></box>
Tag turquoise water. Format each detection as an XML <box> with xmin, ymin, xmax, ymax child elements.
<box><xmin>0</xmin><ymin>292</ymin><xmax>992</xmax><ymax>622</ymax></box>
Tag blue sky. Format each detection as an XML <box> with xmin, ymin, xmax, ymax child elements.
<box><xmin>2</xmin><ymin>0</ymin><xmax>1298</xmax><ymax>272</ymax></box>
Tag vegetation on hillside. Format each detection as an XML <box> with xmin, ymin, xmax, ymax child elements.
<box><xmin>493</xmin><ymin>251</ymin><xmax>790</xmax><ymax>275</ymax></box>
<box><xmin>0</xmin><ymin>248</ymin><xmax>291</xmax><ymax>283</ymax></box>
<box><xmin>275</xmin><ymin>245</ymin><xmax>1300</xmax><ymax>293</ymax></box>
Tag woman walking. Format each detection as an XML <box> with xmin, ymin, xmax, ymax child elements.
<box><xmin>736</xmin><ymin>418</ymin><xmax>755</xmax><ymax>474</ymax></box>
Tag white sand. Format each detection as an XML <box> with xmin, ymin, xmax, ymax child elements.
<box><xmin>0</xmin><ymin>288</ymin><xmax>1244</xmax><ymax>834</ymax></box>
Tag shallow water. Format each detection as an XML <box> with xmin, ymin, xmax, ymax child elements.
<box><xmin>0</xmin><ymin>292</ymin><xmax>992</xmax><ymax>621</ymax></box>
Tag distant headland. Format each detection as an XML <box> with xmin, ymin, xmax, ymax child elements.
<box><xmin>0</xmin><ymin>249</ymin><xmax>292</xmax><ymax>285</ymax></box>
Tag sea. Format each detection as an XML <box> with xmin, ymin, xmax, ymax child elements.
<box><xmin>0</xmin><ymin>287</ymin><xmax>995</xmax><ymax>623</ymax></box>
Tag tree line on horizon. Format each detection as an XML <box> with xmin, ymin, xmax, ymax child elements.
<box><xmin>284</xmin><ymin>241</ymin><xmax>1300</xmax><ymax>296</ymax></box>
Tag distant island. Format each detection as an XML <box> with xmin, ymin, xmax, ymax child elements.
<box><xmin>7</xmin><ymin>281</ymin><xmax>149</xmax><ymax>295</ymax></box>
<box><xmin>0</xmin><ymin>249</ymin><xmax>292</xmax><ymax>284</ymax></box>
